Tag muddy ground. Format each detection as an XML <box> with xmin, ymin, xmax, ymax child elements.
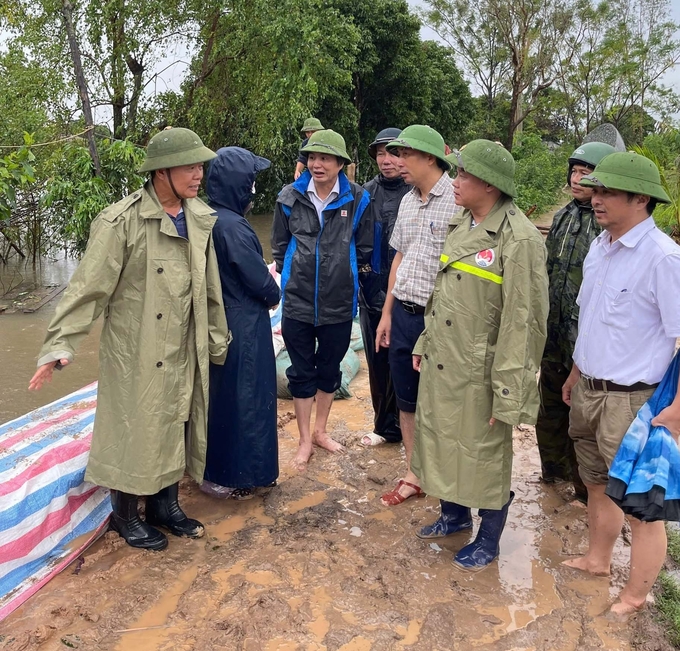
<box><xmin>0</xmin><ymin>361</ymin><xmax>673</xmax><ymax>651</ymax></box>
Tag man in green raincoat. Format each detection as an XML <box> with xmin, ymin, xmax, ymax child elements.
<box><xmin>29</xmin><ymin>128</ymin><xmax>230</xmax><ymax>551</ymax></box>
<box><xmin>412</xmin><ymin>140</ymin><xmax>549</xmax><ymax>570</ymax></box>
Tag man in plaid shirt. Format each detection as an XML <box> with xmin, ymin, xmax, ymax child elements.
<box><xmin>375</xmin><ymin>124</ymin><xmax>459</xmax><ymax>506</ymax></box>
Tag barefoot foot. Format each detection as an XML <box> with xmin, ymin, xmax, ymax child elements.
<box><xmin>605</xmin><ymin>598</ymin><xmax>645</xmax><ymax>622</ymax></box>
<box><xmin>561</xmin><ymin>555</ymin><xmax>610</xmax><ymax>576</ymax></box>
<box><xmin>313</xmin><ymin>431</ymin><xmax>345</xmax><ymax>453</ymax></box>
<box><xmin>291</xmin><ymin>442</ymin><xmax>314</xmax><ymax>471</ymax></box>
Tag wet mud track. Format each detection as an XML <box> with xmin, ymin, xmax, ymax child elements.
<box><xmin>0</xmin><ymin>363</ymin><xmax>661</xmax><ymax>650</ymax></box>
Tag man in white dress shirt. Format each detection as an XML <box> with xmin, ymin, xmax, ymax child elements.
<box><xmin>561</xmin><ymin>151</ymin><xmax>680</xmax><ymax>618</ymax></box>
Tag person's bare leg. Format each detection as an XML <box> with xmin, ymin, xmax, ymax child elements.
<box><xmin>395</xmin><ymin>410</ymin><xmax>421</xmax><ymax>499</ymax></box>
<box><xmin>291</xmin><ymin>396</ymin><xmax>315</xmax><ymax>470</ymax></box>
<box><xmin>562</xmin><ymin>482</ymin><xmax>622</xmax><ymax>575</ymax></box>
<box><xmin>609</xmin><ymin>519</ymin><xmax>667</xmax><ymax>618</ymax></box>
<box><xmin>312</xmin><ymin>390</ymin><xmax>344</xmax><ymax>453</ymax></box>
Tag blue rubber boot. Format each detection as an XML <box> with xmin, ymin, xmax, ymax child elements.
<box><xmin>452</xmin><ymin>491</ymin><xmax>515</xmax><ymax>571</ymax></box>
<box><xmin>416</xmin><ymin>500</ymin><xmax>472</xmax><ymax>539</ymax></box>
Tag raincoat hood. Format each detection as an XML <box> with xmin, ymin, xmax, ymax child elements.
<box><xmin>206</xmin><ymin>147</ymin><xmax>271</xmax><ymax>215</ymax></box>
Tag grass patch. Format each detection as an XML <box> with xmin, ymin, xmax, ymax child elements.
<box><xmin>667</xmin><ymin>524</ymin><xmax>680</xmax><ymax>564</ymax></box>
<box><xmin>656</xmin><ymin>571</ymin><xmax>680</xmax><ymax>648</ymax></box>
<box><xmin>653</xmin><ymin>525</ymin><xmax>680</xmax><ymax>648</ymax></box>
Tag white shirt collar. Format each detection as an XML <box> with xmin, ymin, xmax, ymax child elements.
<box><xmin>307</xmin><ymin>176</ymin><xmax>340</xmax><ymax>202</ymax></box>
<box><xmin>596</xmin><ymin>216</ymin><xmax>656</xmax><ymax>249</ymax></box>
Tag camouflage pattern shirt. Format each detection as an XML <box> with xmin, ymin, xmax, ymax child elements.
<box><xmin>543</xmin><ymin>200</ymin><xmax>601</xmax><ymax>367</ymax></box>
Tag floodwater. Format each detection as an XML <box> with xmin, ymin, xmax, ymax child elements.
<box><xmin>0</xmin><ymin>211</ymin><xmax>669</xmax><ymax>651</ymax></box>
<box><xmin>0</xmin><ymin>213</ymin><xmax>274</xmax><ymax>424</ymax></box>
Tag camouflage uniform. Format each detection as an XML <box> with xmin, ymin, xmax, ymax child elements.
<box><xmin>536</xmin><ymin>199</ymin><xmax>600</xmax><ymax>499</ymax></box>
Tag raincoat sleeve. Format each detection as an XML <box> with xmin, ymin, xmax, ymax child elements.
<box><xmin>354</xmin><ymin>189</ymin><xmax>373</xmax><ymax>267</ymax></box>
<box><xmin>412</xmin><ymin>289</ymin><xmax>437</xmax><ymax>356</ymax></box>
<box><xmin>37</xmin><ymin>214</ymin><xmax>126</xmax><ymax>367</ymax></box>
<box><xmin>491</xmin><ymin>238</ymin><xmax>548</xmax><ymax>425</ymax></box>
<box><xmin>206</xmin><ymin>234</ymin><xmax>229</xmax><ymax>366</ymax></box>
<box><xmin>218</xmin><ymin>219</ymin><xmax>281</xmax><ymax>307</ymax></box>
<box><xmin>271</xmin><ymin>201</ymin><xmax>291</xmax><ymax>275</ymax></box>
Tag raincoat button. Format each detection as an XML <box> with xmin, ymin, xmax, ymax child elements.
<box><xmin>437</xmin><ymin>364</ymin><xmax>444</xmax><ymax>370</ymax></box>
<box><xmin>509</xmin><ymin>210</ymin><xmax>515</xmax><ymax>215</ymax></box>
<box><xmin>431</xmin><ymin>310</ymin><xmax>435</xmax><ymax>316</ymax></box>
<box><xmin>457</xmin><ymin>274</ymin><xmax>462</xmax><ymax>280</ymax></box>
<box><xmin>424</xmin><ymin>354</ymin><xmax>429</xmax><ymax>360</ymax></box>
<box><xmin>446</xmin><ymin>320</ymin><xmax>451</xmax><ymax>326</ymax></box>
<box><xmin>502</xmin><ymin>388</ymin><xmax>509</xmax><ymax>396</ymax></box>
<box><xmin>157</xmin><ymin>313</ymin><xmax>163</xmax><ymax>319</ymax></box>
<box><xmin>157</xmin><ymin>267</ymin><xmax>164</xmax><ymax>274</ymax></box>
<box><xmin>156</xmin><ymin>361</ymin><xmax>163</xmax><ymax>368</ymax></box>
<box><xmin>442</xmin><ymin>267</ymin><xmax>448</xmax><ymax>273</ymax></box>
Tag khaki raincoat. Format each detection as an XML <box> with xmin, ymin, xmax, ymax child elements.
<box><xmin>37</xmin><ymin>181</ymin><xmax>230</xmax><ymax>495</ymax></box>
<box><xmin>411</xmin><ymin>198</ymin><xmax>548</xmax><ymax>510</ymax></box>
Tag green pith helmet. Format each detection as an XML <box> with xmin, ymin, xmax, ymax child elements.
<box><xmin>386</xmin><ymin>124</ymin><xmax>451</xmax><ymax>170</ymax></box>
<box><xmin>300</xmin><ymin>117</ymin><xmax>324</xmax><ymax>134</ymax></box>
<box><xmin>569</xmin><ymin>142</ymin><xmax>617</xmax><ymax>170</ymax></box>
<box><xmin>446</xmin><ymin>139</ymin><xmax>516</xmax><ymax>197</ymax></box>
<box><xmin>138</xmin><ymin>127</ymin><xmax>217</xmax><ymax>173</ymax></box>
<box><xmin>300</xmin><ymin>129</ymin><xmax>351</xmax><ymax>164</ymax></box>
<box><xmin>579</xmin><ymin>152</ymin><xmax>671</xmax><ymax>203</ymax></box>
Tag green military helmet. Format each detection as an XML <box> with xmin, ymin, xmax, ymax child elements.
<box><xmin>446</xmin><ymin>139</ymin><xmax>516</xmax><ymax>197</ymax></box>
<box><xmin>301</xmin><ymin>117</ymin><xmax>324</xmax><ymax>134</ymax></box>
<box><xmin>138</xmin><ymin>127</ymin><xmax>217</xmax><ymax>173</ymax></box>
<box><xmin>569</xmin><ymin>142</ymin><xmax>617</xmax><ymax>170</ymax></box>
<box><xmin>300</xmin><ymin>129</ymin><xmax>351</xmax><ymax>163</ymax></box>
<box><xmin>386</xmin><ymin>124</ymin><xmax>451</xmax><ymax>170</ymax></box>
<box><xmin>579</xmin><ymin>151</ymin><xmax>671</xmax><ymax>203</ymax></box>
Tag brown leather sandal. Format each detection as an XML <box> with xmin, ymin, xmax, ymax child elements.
<box><xmin>380</xmin><ymin>479</ymin><xmax>425</xmax><ymax>506</ymax></box>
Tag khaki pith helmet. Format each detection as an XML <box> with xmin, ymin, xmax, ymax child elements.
<box><xmin>579</xmin><ymin>152</ymin><xmax>671</xmax><ymax>203</ymax></box>
<box><xmin>138</xmin><ymin>127</ymin><xmax>217</xmax><ymax>173</ymax></box>
<box><xmin>300</xmin><ymin>129</ymin><xmax>351</xmax><ymax>163</ymax></box>
<box><xmin>446</xmin><ymin>139</ymin><xmax>516</xmax><ymax>197</ymax></box>
<box><xmin>300</xmin><ymin>117</ymin><xmax>324</xmax><ymax>134</ymax></box>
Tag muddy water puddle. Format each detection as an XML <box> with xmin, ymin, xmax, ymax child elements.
<box><xmin>1</xmin><ymin>360</ymin><xmax>638</xmax><ymax>651</ymax></box>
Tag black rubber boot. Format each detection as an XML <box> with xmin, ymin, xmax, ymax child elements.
<box><xmin>453</xmin><ymin>491</ymin><xmax>515</xmax><ymax>571</ymax></box>
<box><xmin>145</xmin><ymin>483</ymin><xmax>205</xmax><ymax>538</ymax></box>
<box><xmin>110</xmin><ymin>490</ymin><xmax>168</xmax><ymax>551</ymax></box>
<box><xmin>416</xmin><ymin>500</ymin><xmax>472</xmax><ymax>539</ymax></box>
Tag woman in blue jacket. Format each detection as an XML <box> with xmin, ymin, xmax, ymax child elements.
<box><xmin>272</xmin><ymin>130</ymin><xmax>372</xmax><ymax>470</ymax></box>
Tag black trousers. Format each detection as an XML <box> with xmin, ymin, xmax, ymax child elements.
<box><xmin>359</xmin><ymin>307</ymin><xmax>401</xmax><ymax>442</ymax></box>
<box><xmin>281</xmin><ymin>317</ymin><xmax>353</xmax><ymax>399</ymax></box>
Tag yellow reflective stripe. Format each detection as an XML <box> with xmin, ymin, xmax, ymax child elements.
<box><xmin>440</xmin><ymin>254</ymin><xmax>450</xmax><ymax>263</ymax></box>
<box><xmin>450</xmin><ymin>261</ymin><xmax>503</xmax><ymax>284</ymax></box>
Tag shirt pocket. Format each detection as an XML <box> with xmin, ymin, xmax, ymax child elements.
<box><xmin>600</xmin><ymin>286</ymin><xmax>632</xmax><ymax>328</ymax></box>
<box><xmin>429</xmin><ymin>224</ymin><xmax>448</xmax><ymax>250</ymax></box>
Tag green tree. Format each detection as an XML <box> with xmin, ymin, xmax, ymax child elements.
<box><xmin>42</xmin><ymin>138</ymin><xmax>145</xmax><ymax>252</ymax></box>
<box><xmin>423</xmin><ymin>0</ymin><xmax>579</xmax><ymax>149</ymax></box>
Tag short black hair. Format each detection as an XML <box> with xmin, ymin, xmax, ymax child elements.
<box><xmin>626</xmin><ymin>192</ymin><xmax>658</xmax><ymax>216</ymax></box>
<box><xmin>436</xmin><ymin>158</ymin><xmax>449</xmax><ymax>172</ymax></box>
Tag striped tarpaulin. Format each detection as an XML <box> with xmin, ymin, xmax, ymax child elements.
<box><xmin>0</xmin><ymin>382</ymin><xmax>111</xmax><ymax>622</ymax></box>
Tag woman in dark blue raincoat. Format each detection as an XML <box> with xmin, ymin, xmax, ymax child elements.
<box><xmin>203</xmin><ymin>147</ymin><xmax>281</xmax><ymax>499</ymax></box>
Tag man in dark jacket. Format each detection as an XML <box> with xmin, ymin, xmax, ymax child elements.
<box><xmin>203</xmin><ymin>147</ymin><xmax>281</xmax><ymax>499</ymax></box>
<box><xmin>536</xmin><ymin>136</ymin><xmax>621</xmax><ymax>502</ymax></box>
<box><xmin>272</xmin><ymin>129</ymin><xmax>372</xmax><ymax>470</ymax></box>
<box><xmin>359</xmin><ymin>128</ymin><xmax>411</xmax><ymax>447</ymax></box>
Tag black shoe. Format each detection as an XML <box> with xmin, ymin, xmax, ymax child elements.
<box><xmin>145</xmin><ymin>483</ymin><xmax>205</xmax><ymax>538</ymax></box>
<box><xmin>110</xmin><ymin>490</ymin><xmax>168</xmax><ymax>551</ymax></box>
